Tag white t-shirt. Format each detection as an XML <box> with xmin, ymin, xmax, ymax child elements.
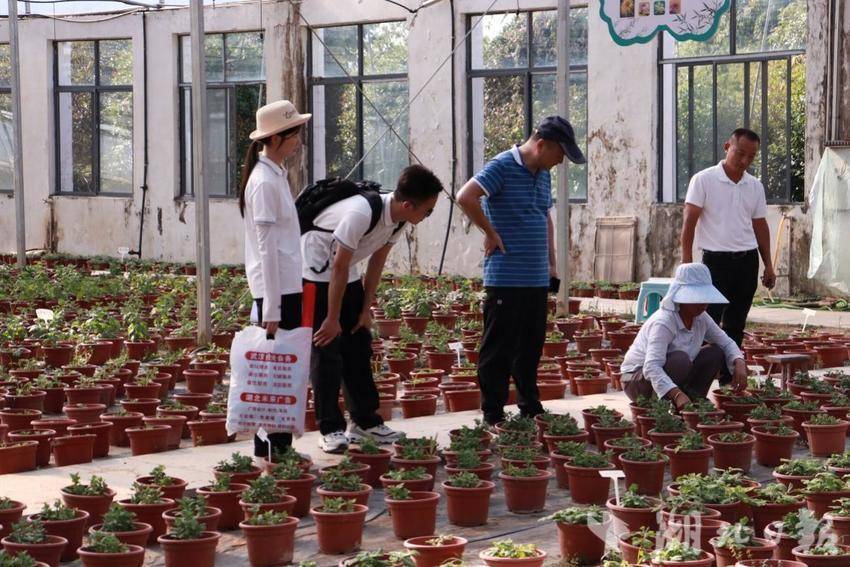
<box><xmin>684</xmin><ymin>161</ymin><xmax>768</xmax><ymax>252</ymax></box>
<box><xmin>243</xmin><ymin>155</ymin><xmax>302</xmax><ymax>323</ymax></box>
<box><xmin>301</xmin><ymin>193</ymin><xmax>403</xmax><ymax>283</ymax></box>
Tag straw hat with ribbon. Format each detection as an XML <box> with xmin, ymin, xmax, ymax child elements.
<box><xmin>249</xmin><ymin>100</ymin><xmax>311</xmax><ymax>141</ymax></box>
<box><xmin>660</xmin><ymin>263</ymin><xmax>729</xmax><ymax>312</ymax></box>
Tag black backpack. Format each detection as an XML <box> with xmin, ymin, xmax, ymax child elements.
<box><xmin>294</xmin><ymin>177</ymin><xmax>405</xmax><ymax>236</ymax></box>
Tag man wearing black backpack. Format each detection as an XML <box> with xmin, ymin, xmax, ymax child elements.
<box><xmin>300</xmin><ymin>164</ymin><xmax>444</xmax><ymax>453</ymax></box>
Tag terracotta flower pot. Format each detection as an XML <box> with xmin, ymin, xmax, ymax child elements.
<box><xmin>100</xmin><ymin>412</ymin><xmax>144</xmax><ymax>447</ymax></box>
<box><xmin>239</xmin><ymin>495</ymin><xmax>297</xmax><ymax>521</ymax></box>
<box><xmin>120</xmin><ymin>398</ymin><xmax>160</xmax><ymax>417</ymax></box>
<box><xmin>123</xmin><ymin>383</ymin><xmax>161</xmax><ymax>400</ymax></box>
<box><xmin>240</xmin><ymin>516</ymin><xmax>299</xmax><ymax>567</ymax></box>
<box><xmin>803</xmin><ymin>420</ymin><xmax>849</xmax><ymax>457</ymax></box>
<box><xmin>135</xmin><ymin>476</ymin><xmax>188</xmax><ymax>500</ymax></box>
<box><xmin>711</xmin><ymin>537</ymin><xmax>776</xmax><ymax>567</ymax></box>
<box><xmin>735</xmin><ymin>560</ymin><xmax>806</xmax><ymax>567</ymax></box>
<box><xmin>68</xmin><ymin>422</ymin><xmax>113</xmax><ymax>458</ymax></box>
<box><xmin>404</xmin><ymin>535</ymin><xmax>467</xmax><ymax>567</ymax></box>
<box><xmin>52</xmin><ymin>433</ymin><xmax>96</xmax><ymax>466</ymax></box>
<box><xmin>196</xmin><ymin>483</ymin><xmax>248</xmax><ymax>530</ymax></box>
<box><xmin>806</xmin><ymin>490</ymin><xmax>850</xmax><ymax>518</ymax></box>
<box><xmin>163</xmin><ymin>506</ymin><xmax>222</xmax><ymax>532</ymax></box>
<box><xmin>0</xmin><ymin>408</ymin><xmax>42</xmax><ymax>431</ymax></box>
<box><xmin>156</xmin><ymin>406</ymin><xmax>198</xmax><ymax>438</ymax></box>
<box><xmin>63</xmin><ymin>403</ymin><xmax>106</xmax><ymax>425</ymax></box>
<box><xmin>0</xmin><ymin>534</ymin><xmax>68</xmax><ymax>567</ymax></box>
<box><xmin>479</xmin><ymin>549</ymin><xmax>547</xmax><ymax>567</ymax></box>
<box><xmin>707</xmin><ymin>433</ymin><xmax>756</xmax><ymax>472</ymax></box>
<box><xmin>311</xmin><ymin>503</ymin><xmax>369</xmax><ymax>554</ymax></box>
<box><xmin>317</xmin><ymin>483</ymin><xmax>372</xmax><ymax>507</ymax></box>
<box><xmin>752</xmin><ymin>425</ymin><xmax>799</xmax><ymax>466</ymax></box>
<box><xmin>564</xmin><ymin>463</ymin><xmax>614</xmax><ymax>505</ymax></box>
<box><xmin>764</xmin><ymin>522</ymin><xmax>802</xmax><ymax>560</ymax></box>
<box><xmin>591</xmin><ymin>423</ymin><xmax>635</xmax><ymax>447</ymax></box>
<box><xmin>499</xmin><ymin>470</ymin><xmax>552</xmax><ymax>513</ymax></box>
<box><xmin>157</xmin><ymin>531</ymin><xmax>220</xmax><ymax>567</ymax></box>
<box><xmin>556</xmin><ymin>519</ymin><xmax>609</xmax><ymax>564</ymax></box>
<box><xmin>667</xmin><ymin>518</ymin><xmax>730</xmax><ymax>558</ymax></box>
<box><xmin>126</xmin><ymin>425</ymin><xmax>170</xmax><ymax>455</ymax></box>
<box><xmin>64</xmin><ymin>387</ymin><xmax>105</xmax><ymax>406</ymax></box>
<box><xmin>183</xmin><ymin>369</ymin><xmax>218</xmax><ymax>395</ymax></box>
<box><xmin>274</xmin><ymin>473</ymin><xmax>316</xmax><ymax>518</ymax></box>
<box><xmin>7</xmin><ymin>429</ymin><xmax>55</xmax><ymax>467</ymax></box>
<box><xmin>348</xmin><ymin>448</ymin><xmax>392</xmax><ymax>487</ymax></box>
<box><xmin>399</xmin><ymin>394</ymin><xmax>438</xmax><ymax>418</ymax></box>
<box><xmin>442</xmin><ymin>480</ymin><xmax>494</xmax><ymax>526</ymax></box>
<box><xmin>606</xmin><ymin>496</ymin><xmax>661</xmax><ymax>535</ymax></box>
<box><xmin>88</xmin><ymin>522</ymin><xmax>153</xmax><ymax>548</ymax></box>
<box><xmin>696</xmin><ymin>420</ymin><xmax>744</xmax><ymax>442</ymax></box>
<box><xmin>172</xmin><ymin>392</ymin><xmax>212</xmax><ymax>412</ymax></box>
<box><xmin>0</xmin><ymin>500</ymin><xmax>25</xmax><ymax>539</ymax></box>
<box><xmin>29</xmin><ymin>418</ymin><xmax>75</xmax><ymax>437</ymax></box>
<box><xmin>444</xmin><ymin>387</ymin><xmax>481</xmax><ymax>412</ymax></box>
<box><xmin>3</xmin><ymin>390</ymin><xmax>47</xmax><ymax>411</ymax></box>
<box><xmin>143</xmin><ymin>416</ymin><xmax>184</xmax><ymax>449</ymax></box>
<box><xmin>60</xmin><ymin>487</ymin><xmax>116</xmax><ymax>528</ymax></box>
<box><xmin>390</xmin><ymin>455</ymin><xmax>440</xmax><ymax>479</ymax></box>
<box><xmin>385</xmin><ymin>491</ymin><xmax>440</xmax><ymax>539</ymax></box>
<box><xmin>664</xmin><ymin>445</ymin><xmax>712</xmax><ymax>480</ymax></box>
<box><xmin>117</xmin><ymin>498</ymin><xmax>175</xmax><ymax>543</ymax></box>
<box><xmin>76</xmin><ymin>543</ymin><xmax>145</xmax><ymax>567</ymax></box>
<box><xmin>30</xmin><ymin>508</ymin><xmax>89</xmax><ymax>562</ymax></box>
<box><xmin>444</xmin><ymin>462</ymin><xmax>494</xmax><ymax>482</ymax></box>
<box><xmin>213</xmin><ymin>465</ymin><xmax>262</xmax><ymax>485</ymax></box>
<box><xmin>187</xmin><ymin>419</ymin><xmax>229</xmax><ymax>446</ymax></box>
<box><xmin>620</xmin><ymin>456</ymin><xmax>666</xmax><ymax>496</ymax></box>
<box><xmin>752</xmin><ymin>500</ymin><xmax>805</xmax><ymax>536</ymax></box>
<box><xmin>648</xmin><ymin>429</ymin><xmax>687</xmax><ymax>448</ymax></box>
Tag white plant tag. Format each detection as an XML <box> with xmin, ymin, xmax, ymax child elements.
<box><xmin>256</xmin><ymin>426</ymin><xmax>272</xmax><ymax>460</ymax></box>
<box><xmin>117</xmin><ymin>246</ymin><xmax>130</xmax><ymax>261</ymax></box>
<box><xmin>448</xmin><ymin>342</ymin><xmax>464</xmax><ymax>365</ymax></box>
<box><xmin>802</xmin><ymin>309</ymin><xmax>816</xmax><ymax>332</ymax></box>
<box><xmin>599</xmin><ymin>469</ymin><xmax>626</xmax><ymax>504</ymax></box>
<box><xmin>35</xmin><ymin>309</ymin><xmax>54</xmax><ymax>322</ymax></box>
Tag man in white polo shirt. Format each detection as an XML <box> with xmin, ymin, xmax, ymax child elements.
<box><xmin>681</xmin><ymin>128</ymin><xmax>776</xmax><ymax>347</ymax></box>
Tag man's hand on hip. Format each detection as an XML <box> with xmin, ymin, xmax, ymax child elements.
<box><xmin>313</xmin><ymin>317</ymin><xmax>342</xmax><ymax>347</ymax></box>
<box><xmin>484</xmin><ymin>231</ymin><xmax>506</xmax><ymax>256</ymax></box>
<box><xmin>761</xmin><ymin>266</ymin><xmax>776</xmax><ymax>289</ymax></box>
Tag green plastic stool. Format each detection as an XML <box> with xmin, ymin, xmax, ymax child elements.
<box><xmin>634</xmin><ymin>278</ymin><xmax>673</xmax><ymax>324</ymax></box>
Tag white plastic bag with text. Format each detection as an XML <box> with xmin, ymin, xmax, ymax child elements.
<box><xmin>227</xmin><ymin>325</ymin><xmax>312</xmax><ymax>438</ymax></box>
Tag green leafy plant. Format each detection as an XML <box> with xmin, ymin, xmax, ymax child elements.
<box><xmin>483</xmin><ymin>540</ymin><xmax>540</xmax><ymax>559</ymax></box>
<box><xmin>7</xmin><ymin>520</ymin><xmax>47</xmax><ymax>544</ymax></box>
<box><xmin>569</xmin><ymin>450</ymin><xmax>612</xmax><ymax>468</ymax></box>
<box><xmin>749</xmin><ymin>404</ymin><xmax>783</xmax><ymax>420</ymax></box>
<box><xmin>594</xmin><ymin>414</ymin><xmax>632</xmax><ymax>429</ymax></box>
<box><xmin>804</xmin><ymin>542</ymin><xmax>845</xmax><ymax>556</ymax></box>
<box><xmin>453</xmin><ymin>449</ymin><xmax>482</xmax><ymax>469</ymax></box>
<box><xmin>682</xmin><ymin>398</ymin><xmax>716</xmax><ymax>413</ymax></box>
<box><xmin>216</xmin><ymin>452</ymin><xmax>255</xmax><ymax>473</ymax></box>
<box><xmin>806</xmin><ymin>414</ymin><xmax>843</xmax><ymax>426</ymax></box>
<box><xmin>384</xmin><ymin>467</ymin><xmax>428</xmax><ymax>481</ymax></box>
<box><xmin>269</xmin><ymin>461</ymin><xmax>304</xmax><ymax>481</ymax></box>
<box><xmin>320</xmin><ymin>497</ymin><xmax>356</xmax><ymax>514</ymax></box>
<box><xmin>168</xmin><ymin>514</ymin><xmax>204</xmax><ymax>540</ymax></box>
<box><xmin>0</xmin><ymin>550</ymin><xmax>39</xmax><ymax>567</ymax></box>
<box><xmin>803</xmin><ymin>472</ymin><xmax>850</xmax><ymax>494</ymax></box>
<box><xmin>621</xmin><ymin>445</ymin><xmax>667</xmax><ymax>462</ymax></box>
<box><xmin>501</xmin><ymin>463</ymin><xmax>543</xmax><ymax>478</ymax></box>
<box><xmin>321</xmin><ymin>470</ymin><xmax>363</xmax><ymax>493</ymax></box>
<box><xmin>650</xmin><ymin>539</ymin><xmax>702</xmax><ymax>562</ymax></box>
<box><xmin>446</xmin><ymin>471</ymin><xmax>481</xmax><ymax>488</ymax></box>
<box><xmin>82</xmin><ymin>531</ymin><xmax>129</xmax><ymax>554</ymax></box>
<box><xmin>37</xmin><ymin>500</ymin><xmax>77</xmax><ymax>521</ymax></box>
<box><xmin>775</xmin><ymin>458</ymin><xmax>827</xmax><ymax>477</ymax></box>
<box><xmin>751</xmin><ymin>482</ymin><xmax>804</xmax><ymax>505</ymax></box>
<box><xmin>146</xmin><ymin>465</ymin><xmax>175</xmax><ymax>486</ymax></box>
<box><xmin>207</xmin><ymin>474</ymin><xmax>232</xmax><ymax>492</ymax></box>
<box><xmin>547</xmin><ymin>414</ymin><xmax>583</xmax><ymax>436</ymax></box>
<box><xmin>242</xmin><ymin>476</ymin><xmax>283</xmax><ymax>504</ymax></box>
<box><xmin>674</xmin><ymin>431</ymin><xmax>705</xmax><ymax>452</ymax></box>
<box><xmin>129</xmin><ymin>482</ymin><xmax>164</xmax><ymax>505</ymax></box>
<box><xmin>63</xmin><ymin>473</ymin><xmax>110</xmax><ymax>496</ymax></box>
<box><xmin>99</xmin><ymin>504</ymin><xmax>137</xmax><ymax>532</ymax></box>
<box><xmin>244</xmin><ymin>508</ymin><xmax>289</xmax><ymax>525</ymax></box>
<box><xmin>385</xmin><ymin>485</ymin><xmax>412</xmax><ymax>500</ymax></box>
<box><xmin>783</xmin><ymin>400</ymin><xmax>820</xmax><ymax>412</ymax></box>
<box><xmin>605</xmin><ymin>435</ymin><xmax>646</xmax><ymax>449</ymax></box>
<box><xmin>543</xmin><ymin>505</ymin><xmax>605</xmax><ymax>525</ymax></box>
<box><xmin>619</xmin><ymin>485</ymin><xmax>659</xmax><ymax>509</ymax></box>
<box><xmin>501</xmin><ymin>446</ymin><xmax>540</xmax><ymax>462</ymax></box>
<box><xmin>758</xmin><ymin>423</ymin><xmax>796</xmax><ymax>436</ymax></box>
<box><xmin>712</xmin><ymin>431</ymin><xmax>753</xmax><ymax>443</ymax></box>
<box><xmin>713</xmin><ymin>518</ymin><xmax>761</xmax><ymax>549</ymax></box>
<box><xmin>828</xmin><ymin>451</ymin><xmax>850</xmax><ymax>469</ymax></box>
<box><xmin>651</xmin><ymin>412</ymin><xmax>687</xmax><ymax>433</ymax></box>
<box><xmin>356</xmin><ymin>437</ymin><xmax>383</xmax><ymax>455</ymax></box>
<box><xmin>172</xmin><ymin>495</ymin><xmax>208</xmax><ymax>518</ymax></box>
<box><xmin>341</xmin><ymin>550</ymin><xmax>416</xmax><ymax>567</ymax></box>
<box><xmin>0</xmin><ymin>498</ymin><xmax>17</xmax><ymax>511</ymax></box>
<box><xmin>780</xmin><ymin>508</ymin><xmax>825</xmax><ymax>541</ymax></box>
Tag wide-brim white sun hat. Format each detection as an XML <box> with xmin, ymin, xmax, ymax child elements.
<box><xmin>660</xmin><ymin>263</ymin><xmax>729</xmax><ymax>311</ymax></box>
<box><xmin>249</xmin><ymin>100</ymin><xmax>311</xmax><ymax>140</ymax></box>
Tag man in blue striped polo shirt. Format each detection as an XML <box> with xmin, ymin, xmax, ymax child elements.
<box><xmin>457</xmin><ymin>116</ymin><xmax>586</xmax><ymax>426</ymax></box>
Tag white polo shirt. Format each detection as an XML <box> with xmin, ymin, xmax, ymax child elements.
<box><xmin>684</xmin><ymin>161</ymin><xmax>768</xmax><ymax>252</ymax></box>
<box><xmin>243</xmin><ymin>155</ymin><xmax>302</xmax><ymax>323</ymax></box>
<box><xmin>301</xmin><ymin>193</ymin><xmax>403</xmax><ymax>283</ymax></box>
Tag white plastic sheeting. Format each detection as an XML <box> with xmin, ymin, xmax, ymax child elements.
<box><xmin>808</xmin><ymin>147</ymin><xmax>850</xmax><ymax>294</ymax></box>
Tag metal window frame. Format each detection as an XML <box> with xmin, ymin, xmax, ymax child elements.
<box><xmin>306</xmin><ymin>21</ymin><xmax>409</xmax><ymax>184</ymax></box>
<box><xmin>0</xmin><ymin>44</ymin><xmax>10</xmax><ymax>193</ymax></box>
<box><xmin>177</xmin><ymin>31</ymin><xmax>266</xmax><ymax>198</ymax></box>
<box><xmin>464</xmin><ymin>8</ymin><xmax>589</xmax><ymax>203</ymax></box>
<box><xmin>53</xmin><ymin>38</ymin><xmax>134</xmax><ymax>197</ymax></box>
<box><xmin>657</xmin><ymin>0</ymin><xmax>806</xmax><ymax>204</ymax></box>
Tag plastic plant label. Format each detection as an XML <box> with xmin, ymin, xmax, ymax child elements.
<box><xmin>802</xmin><ymin>308</ymin><xmax>816</xmax><ymax>332</ymax></box>
<box><xmin>599</xmin><ymin>469</ymin><xmax>626</xmax><ymax>504</ymax></box>
<box><xmin>117</xmin><ymin>246</ymin><xmax>130</xmax><ymax>261</ymax></box>
<box><xmin>35</xmin><ymin>309</ymin><xmax>54</xmax><ymax>322</ymax></box>
<box><xmin>256</xmin><ymin>426</ymin><xmax>272</xmax><ymax>459</ymax></box>
<box><xmin>448</xmin><ymin>342</ymin><xmax>464</xmax><ymax>365</ymax></box>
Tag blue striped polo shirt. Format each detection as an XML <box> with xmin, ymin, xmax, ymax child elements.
<box><xmin>474</xmin><ymin>146</ymin><xmax>552</xmax><ymax>288</ymax></box>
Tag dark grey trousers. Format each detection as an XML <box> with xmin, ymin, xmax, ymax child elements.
<box><xmin>623</xmin><ymin>344</ymin><xmax>730</xmax><ymax>402</ymax></box>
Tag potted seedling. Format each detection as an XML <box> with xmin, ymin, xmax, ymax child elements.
<box><xmin>403</xmin><ymin>534</ymin><xmax>467</xmax><ymax>567</ymax></box>
<box><xmin>76</xmin><ymin>531</ymin><xmax>145</xmax><ymax>567</ymax></box>
<box><xmin>28</xmin><ymin>501</ymin><xmax>88</xmax><ymax>562</ymax></box>
<box><xmin>444</xmin><ymin>448</ymin><xmax>495</xmax><ymax>481</ymax></box>
<box><xmin>606</xmin><ymin>484</ymin><xmax>662</xmax><ymax>534</ymax></box>
<box><xmin>0</xmin><ymin>498</ymin><xmax>26</xmax><ymax>540</ymax></box>
<box><xmin>0</xmin><ymin>520</ymin><xmax>67</xmax><ymax>567</ymax></box>
<box><xmin>391</xmin><ymin>438</ymin><xmax>440</xmax><ymax>479</ymax></box>
<box><xmin>441</xmin><ymin>471</ymin><xmax>494</xmax><ymax>527</ymax></box>
<box><xmin>116</xmin><ymin>483</ymin><xmax>175</xmax><ymax>544</ymax></box>
<box><xmin>802</xmin><ymin>414</ymin><xmax>849</xmax><ymax>457</ymax></box>
<box><xmin>752</xmin><ymin>423</ymin><xmax>799</xmax><ymax>467</ymax></box>
<box><xmin>380</xmin><ymin>467</ymin><xmax>435</xmax><ymax>492</ymax></box>
<box><xmin>195</xmin><ymin>474</ymin><xmax>248</xmax><ymax>531</ymax></box>
<box><xmin>338</xmin><ymin>549</ymin><xmax>417</xmax><ymax>567</ymax></box>
<box><xmin>750</xmin><ymin>482</ymin><xmax>806</xmax><ymax>535</ymax></box>
<box><xmin>0</xmin><ymin>549</ymin><xmax>49</xmax><ymax>567</ymax></box>
<box><xmin>803</xmin><ymin>473</ymin><xmax>850</xmax><ymax>518</ymax></box>
<box><xmin>544</xmin><ymin>505</ymin><xmax>609</xmax><ymax>565</ymax></box>
<box><xmin>649</xmin><ymin>539</ymin><xmax>713</xmax><ymax>566</ymax></box>
<box><xmin>349</xmin><ymin>438</ymin><xmax>392</xmax><ymax>487</ymax></box>
<box><xmin>619</xmin><ymin>444</ymin><xmax>667</xmax><ymax>496</ymax></box>
<box><xmin>135</xmin><ymin>465</ymin><xmax>188</xmax><ymax>500</ymax></box>
<box><xmin>60</xmin><ymin>474</ymin><xmax>115</xmax><ymax>528</ymax></box>
<box><xmin>157</xmin><ymin>510</ymin><xmax>220</xmax><ymax>567</ymax></box>
<box><xmin>214</xmin><ymin>452</ymin><xmax>262</xmax><ymax>484</ymax></box>
<box><xmin>88</xmin><ymin>504</ymin><xmax>152</xmax><ymax>548</ymax></box>
<box><xmin>590</xmin><ymin>414</ymin><xmax>634</xmax><ymax>448</ymax></box>
<box><xmin>239</xmin><ymin>509</ymin><xmax>298</xmax><ymax>567</ymax></box>
<box><xmin>267</xmin><ymin>460</ymin><xmax>316</xmax><ymax>518</ymax></box>
<box><xmin>0</xmin><ymin>440</ymin><xmax>38</xmax><ymax>474</ymax></box>
<box><xmin>239</xmin><ymin>475</ymin><xmax>296</xmax><ymax>520</ymax></box>
<box><xmin>310</xmin><ymin>497</ymin><xmax>369</xmax><ymax>555</ymax></box>
<box><xmin>708</xmin><ymin>431</ymin><xmax>756</xmax><ymax>472</ymax></box>
<box><xmin>774</xmin><ymin>458</ymin><xmax>827</xmax><ymax>490</ymax></box>
<box><xmin>498</xmin><ymin>463</ymin><xmax>552</xmax><ymax>514</ymax></box>
<box><xmin>563</xmin><ymin>450</ymin><xmax>615</xmax><ymax>505</ymax></box>
<box><xmin>765</xmin><ymin>508</ymin><xmax>827</xmax><ymax>561</ymax></box>
<box><xmin>478</xmin><ymin>539</ymin><xmax>546</xmax><ymax>567</ymax></box>
<box><xmin>317</xmin><ymin>469</ymin><xmax>372</xmax><ymax>507</ymax></box>
<box><xmin>792</xmin><ymin>541</ymin><xmax>850</xmax><ymax>567</ymax></box>
<box><xmin>617</xmin><ymin>526</ymin><xmax>658</xmax><ymax>565</ymax></box>
<box><xmin>384</xmin><ymin>485</ymin><xmax>440</xmax><ymax>540</ymax></box>
<box><xmin>163</xmin><ymin>495</ymin><xmax>222</xmax><ymax>532</ymax></box>
<box><xmin>710</xmin><ymin>518</ymin><xmax>777</xmax><ymax>567</ymax></box>
<box><xmin>664</xmin><ymin>430</ymin><xmax>712</xmax><ymax>479</ymax></box>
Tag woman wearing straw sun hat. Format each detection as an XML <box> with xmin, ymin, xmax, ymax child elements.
<box><xmin>238</xmin><ymin>99</ymin><xmax>311</xmax><ymax>460</ymax></box>
<box><xmin>620</xmin><ymin>263</ymin><xmax>748</xmax><ymax>411</ymax></box>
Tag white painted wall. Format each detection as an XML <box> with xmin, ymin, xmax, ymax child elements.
<box><xmin>0</xmin><ymin>0</ymin><xmax>812</xmax><ymax>295</ymax></box>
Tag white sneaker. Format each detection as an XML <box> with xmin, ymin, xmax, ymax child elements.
<box><xmin>348</xmin><ymin>423</ymin><xmax>405</xmax><ymax>444</ymax></box>
<box><xmin>319</xmin><ymin>431</ymin><xmax>349</xmax><ymax>454</ymax></box>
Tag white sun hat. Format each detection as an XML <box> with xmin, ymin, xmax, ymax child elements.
<box><xmin>660</xmin><ymin>263</ymin><xmax>729</xmax><ymax>311</ymax></box>
<box><xmin>249</xmin><ymin>100</ymin><xmax>311</xmax><ymax>140</ymax></box>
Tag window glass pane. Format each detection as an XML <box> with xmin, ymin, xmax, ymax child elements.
<box><xmin>690</xmin><ymin>65</ymin><xmax>715</xmax><ymax>176</ymax></box>
<box><xmin>664</xmin><ymin>10</ymin><xmax>730</xmax><ymax>58</ymax></box>
<box><xmin>312</xmin><ymin>83</ymin><xmax>358</xmax><ymax>179</ymax></box>
<box><xmin>207</xmin><ymin>88</ymin><xmax>228</xmax><ymax>196</ymax></box>
<box><xmin>180</xmin><ymin>35</ymin><xmax>225</xmax><ymax>82</ymax></box>
<box><xmin>736</xmin><ymin>0</ymin><xmax>806</xmax><ymax>54</ymax></box>
<box><xmin>567</xmin><ymin>73</ymin><xmax>588</xmax><ymax>200</ymax></box>
<box><xmin>789</xmin><ymin>55</ymin><xmax>805</xmax><ymax>201</ymax></box>
<box><xmin>57</xmin><ymin>41</ymin><xmax>95</xmax><ymax>86</ymax></box>
<box><xmin>232</xmin><ymin>84</ymin><xmax>265</xmax><ymax>195</ymax></box>
<box><xmin>531</xmin><ymin>11</ymin><xmax>556</xmax><ymax>67</ymax></box>
<box><xmin>676</xmin><ymin>66</ymin><xmax>690</xmax><ymax>200</ymax></box>
<box><xmin>225</xmin><ymin>32</ymin><xmax>264</xmax><ymax>81</ymax></box>
<box><xmin>99</xmin><ymin>91</ymin><xmax>133</xmax><ymax>193</ymax></box>
<box><xmin>363</xmin><ymin>22</ymin><xmax>407</xmax><ymax>75</ymax></box>
<box><xmin>764</xmin><ymin>58</ymin><xmax>788</xmax><ymax>201</ymax></box>
<box><xmin>182</xmin><ymin>88</ymin><xmax>192</xmax><ymax>194</ymax></box>
<box><xmin>99</xmin><ymin>39</ymin><xmax>133</xmax><ymax>86</ymax></box>
<box><xmin>531</xmin><ymin>73</ymin><xmax>555</xmax><ymax>124</ymax></box>
<box><xmin>715</xmin><ymin>63</ymin><xmax>745</xmax><ymax>161</ymax></box>
<box><xmin>471</xmin><ymin>13</ymin><xmax>528</xmax><ymax>70</ymax></box>
<box><xmin>0</xmin><ymin>93</ymin><xmax>12</xmax><ymax>190</ymax></box>
<box><xmin>0</xmin><ymin>44</ymin><xmax>10</xmax><ymax>88</ymax></box>
<box><xmin>470</xmin><ymin>75</ymin><xmax>524</xmax><ymax>171</ymax></box>
<box><xmin>747</xmin><ymin>62</ymin><xmax>763</xmax><ymax>177</ymax></box>
<box><xmin>58</xmin><ymin>91</ymin><xmax>94</xmax><ymax>192</ymax></box>
<box><xmin>312</xmin><ymin>26</ymin><xmax>357</xmax><ymax>78</ymax></box>
<box><xmin>363</xmin><ymin>81</ymin><xmax>409</xmax><ymax>189</ymax></box>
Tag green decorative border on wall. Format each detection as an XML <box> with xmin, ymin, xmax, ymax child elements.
<box><xmin>599</xmin><ymin>0</ymin><xmax>731</xmax><ymax>47</ymax></box>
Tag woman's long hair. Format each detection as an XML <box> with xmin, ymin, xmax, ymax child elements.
<box><xmin>238</xmin><ymin>125</ymin><xmax>302</xmax><ymax>217</ymax></box>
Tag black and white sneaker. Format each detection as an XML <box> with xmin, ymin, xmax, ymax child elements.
<box><xmin>318</xmin><ymin>430</ymin><xmax>349</xmax><ymax>454</ymax></box>
<box><xmin>348</xmin><ymin>423</ymin><xmax>405</xmax><ymax>444</ymax></box>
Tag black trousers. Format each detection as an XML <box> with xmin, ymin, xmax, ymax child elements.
<box><xmin>702</xmin><ymin>249</ymin><xmax>759</xmax><ymax>347</ymax></box>
<box><xmin>304</xmin><ymin>279</ymin><xmax>382</xmax><ymax>435</ymax></box>
<box><xmin>477</xmin><ymin>286</ymin><xmax>547</xmax><ymax>425</ymax></box>
<box><xmin>623</xmin><ymin>345</ymin><xmax>731</xmax><ymax>403</ymax></box>
<box><xmin>251</xmin><ymin>292</ymin><xmax>302</xmax><ymax>458</ymax></box>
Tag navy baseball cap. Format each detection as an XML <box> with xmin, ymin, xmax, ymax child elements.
<box><xmin>536</xmin><ymin>115</ymin><xmax>586</xmax><ymax>164</ymax></box>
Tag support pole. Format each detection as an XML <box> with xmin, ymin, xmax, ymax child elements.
<box><xmin>9</xmin><ymin>0</ymin><xmax>26</xmax><ymax>268</ymax></box>
<box><xmin>555</xmin><ymin>0</ymin><xmax>572</xmax><ymax>311</ymax></box>
<box><xmin>190</xmin><ymin>0</ymin><xmax>211</xmax><ymax>345</ymax></box>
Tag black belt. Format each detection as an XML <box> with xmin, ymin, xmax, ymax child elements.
<box><xmin>703</xmin><ymin>249</ymin><xmax>757</xmax><ymax>258</ymax></box>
